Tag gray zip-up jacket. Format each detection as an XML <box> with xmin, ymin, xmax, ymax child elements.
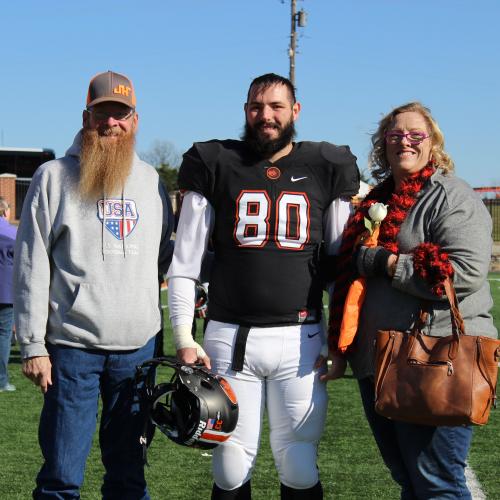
<box><xmin>349</xmin><ymin>169</ymin><xmax>497</xmax><ymax>379</ymax></box>
<box><xmin>14</xmin><ymin>132</ymin><xmax>174</xmax><ymax>359</ymax></box>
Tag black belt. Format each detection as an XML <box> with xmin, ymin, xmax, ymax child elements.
<box><xmin>228</xmin><ymin>317</ymin><xmax>320</xmax><ymax>371</ymax></box>
<box><xmin>231</xmin><ymin>325</ymin><xmax>251</xmax><ymax>372</ymax></box>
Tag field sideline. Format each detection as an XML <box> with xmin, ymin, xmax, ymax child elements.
<box><xmin>0</xmin><ymin>275</ymin><xmax>498</xmax><ymax>499</ymax></box>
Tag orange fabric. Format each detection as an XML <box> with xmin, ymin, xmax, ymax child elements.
<box><xmin>338</xmin><ymin>278</ymin><xmax>367</xmax><ymax>353</ymax></box>
<box><xmin>337</xmin><ymin>225</ymin><xmax>380</xmax><ymax>352</ymax></box>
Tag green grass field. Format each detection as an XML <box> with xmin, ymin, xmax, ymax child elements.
<box><xmin>1</xmin><ymin>275</ymin><xmax>499</xmax><ymax>499</ymax></box>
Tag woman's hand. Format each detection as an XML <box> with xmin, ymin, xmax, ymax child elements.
<box><xmin>316</xmin><ymin>348</ymin><xmax>347</xmax><ymax>382</ymax></box>
<box><xmin>356</xmin><ymin>246</ymin><xmax>396</xmax><ymax>278</ymax></box>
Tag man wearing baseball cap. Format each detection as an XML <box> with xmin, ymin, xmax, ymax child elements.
<box><xmin>14</xmin><ymin>71</ymin><xmax>174</xmax><ymax>498</ymax></box>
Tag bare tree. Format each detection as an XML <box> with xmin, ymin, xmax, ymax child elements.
<box><xmin>141</xmin><ymin>139</ymin><xmax>180</xmax><ymax>169</ymax></box>
<box><xmin>141</xmin><ymin>140</ymin><xmax>181</xmax><ymax>193</ymax></box>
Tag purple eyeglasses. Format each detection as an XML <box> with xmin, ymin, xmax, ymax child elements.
<box><xmin>385</xmin><ymin>131</ymin><xmax>431</xmax><ymax>145</ymax></box>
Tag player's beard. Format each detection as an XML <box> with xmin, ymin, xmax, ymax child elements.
<box><xmin>79</xmin><ymin>128</ymin><xmax>135</xmax><ymax>200</ymax></box>
<box><xmin>242</xmin><ymin>118</ymin><xmax>296</xmax><ymax>159</ymax></box>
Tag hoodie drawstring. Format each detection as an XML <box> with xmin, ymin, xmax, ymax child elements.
<box><xmin>102</xmin><ymin>195</ymin><xmax>106</xmax><ymax>261</ymax></box>
<box><xmin>122</xmin><ymin>190</ymin><xmax>126</xmax><ymax>258</ymax></box>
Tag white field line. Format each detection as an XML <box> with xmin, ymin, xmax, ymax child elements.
<box><xmin>465</xmin><ymin>462</ymin><xmax>486</xmax><ymax>500</ymax></box>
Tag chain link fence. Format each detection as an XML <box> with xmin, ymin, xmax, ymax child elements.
<box><xmin>15</xmin><ymin>178</ymin><xmax>32</xmax><ymax>220</ymax></box>
<box><xmin>483</xmin><ymin>199</ymin><xmax>500</xmax><ymax>242</ymax></box>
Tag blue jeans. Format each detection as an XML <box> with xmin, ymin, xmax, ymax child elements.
<box><xmin>358</xmin><ymin>377</ymin><xmax>473</xmax><ymax>500</ymax></box>
<box><xmin>0</xmin><ymin>304</ymin><xmax>14</xmax><ymax>387</ymax></box>
<box><xmin>34</xmin><ymin>336</ymin><xmax>156</xmax><ymax>500</ymax></box>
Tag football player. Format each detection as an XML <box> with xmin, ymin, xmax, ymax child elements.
<box><xmin>167</xmin><ymin>73</ymin><xmax>359</xmax><ymax>499</ymax></box>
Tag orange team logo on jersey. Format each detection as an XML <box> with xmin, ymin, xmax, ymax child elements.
<box><xmin>266</xmin><ymin>166</ymin><xmax>281</xmax><ymax>180</ymax></box>
<box><xmin>113</xmin><ymin>84</ymin><xmax>132</xmax><ymax>96</ymax></box>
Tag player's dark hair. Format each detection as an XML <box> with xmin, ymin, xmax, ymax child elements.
<box><xmin>246</xmin><ymin>73</ymin><xmax>296</xmax><ymax>104</ymax></box>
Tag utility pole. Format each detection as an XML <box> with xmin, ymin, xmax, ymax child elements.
<box><xmin>288</xmin><ymin>0</ymin><xmax>307</xmax><ymax>86</ymax></box>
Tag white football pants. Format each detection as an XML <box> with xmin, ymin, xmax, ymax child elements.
<box><xmin>203</xmin><ymin>320</ymin><xmax>328</xmax><ymax>491</ymax></box>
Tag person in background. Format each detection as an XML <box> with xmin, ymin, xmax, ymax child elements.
<box><xmin>14</xmin><ymin>70</ymin><xmax>174</xmax><ymax>499</ymax></box>
<box><xmin>168</xmin><ymin>73</ymin><xmax>359</xmax><ymax>499</ymax></box>
<box><xmin>326</xmin><ymin>102</ymin><xmax>498</xmax><ymax>499</ymax></box>
<box><xmin>0</xmin><ymin>196</ymin><xmax>17</xmax><ymax>392</ymax></box>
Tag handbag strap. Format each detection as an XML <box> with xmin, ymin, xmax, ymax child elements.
<box><xmin>415</xmin><ymin>276</ymin><xmax>464</xmax><ymax>360</ymax></box>
<box><xmin>443</xmin><ymin>276</ymin><xmax>469</xmax><ymax>360</ymax></box>
<box><xmin>443</xmin><ymin>277</ymin><xmax>466</xmax><ymax>337</ymax></box>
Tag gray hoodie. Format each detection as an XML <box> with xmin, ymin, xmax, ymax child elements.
<box><xmin>14</xmin><ymin>132</ymin><xmax>174</xmax><ymax>358</ymax></box>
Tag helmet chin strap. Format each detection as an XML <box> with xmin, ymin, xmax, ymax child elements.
<box><xmin>135</xmin><ymin>357</ymin><xmax>190</xmax><ymax>463</ymax></box>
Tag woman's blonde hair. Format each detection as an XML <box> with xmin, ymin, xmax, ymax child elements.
<box><xmin>369</xmin><ymin>102</ymin><xmax>454</xmax><ymax>182</ymax></box>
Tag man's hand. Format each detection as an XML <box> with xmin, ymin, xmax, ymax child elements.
<box><xmin>173</xmin><ymin>324</ymin><xmax>211</xmax><ymax>369</ymax></box>
<box><xmin>22</xmin><ymin>356</ymin><xmax>52</xmax><ymax>393</ymax></box>
<box><xmin>176</xmin><ymin>347</ymin><xmax>211</xmax><ymax>370</ymax></box>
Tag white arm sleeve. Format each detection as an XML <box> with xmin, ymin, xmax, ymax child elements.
<box><xmin>167</xmin><ymin>191</ymin><xmax>214</xmax><ymax>329</ymax></box>
<box><xmin>323</xmin><ymin>198</ymin><xmax>353</xmax><ymax>298</ymax></box>
<box><xmin>323</xmin><ymin>197</ymin><xmax>353</xmax><ymax>256</ymax></box>
<box><xmin>167</xmin><ymin>191</ymin><xmax>214</xmax><ymax>280</ymax></box>
<box><xmin>168</xmin><ymin>277</ymin><xmax>197</xmax><ymax>328</ymax></box>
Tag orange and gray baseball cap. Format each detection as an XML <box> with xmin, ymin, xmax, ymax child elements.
<box><xmin>86</xmin><ymin>70</ymin><xmax>136</xmax><ymax>109</ymax></box>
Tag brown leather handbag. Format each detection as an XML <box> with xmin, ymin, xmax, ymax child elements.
<box><xmin>374</xmin><ymin>277</ymin><xmax>500</xmax><ymax>426</ymax></box>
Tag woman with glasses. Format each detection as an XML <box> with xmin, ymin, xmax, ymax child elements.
<box><xmin>324</xmin><ymin>102</ymin><xmax>497</xmax><ymax>498</ymax></box>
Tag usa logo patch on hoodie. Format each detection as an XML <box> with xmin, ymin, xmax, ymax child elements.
<box><xmin>98</xmin><ymin>199</ymin><xmax>139</xmax><ymax>240</ymax></box>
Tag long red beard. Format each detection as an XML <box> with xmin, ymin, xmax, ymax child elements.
<box><xmin>79</xmin><ymin>128</ymin><xmax>135</xmax><ymax>200</ymax></box>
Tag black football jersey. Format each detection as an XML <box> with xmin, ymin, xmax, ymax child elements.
<box><xmin>178</xmin><ymin>140</ymin><xmax>359</xmax><ymax>326</ymax></box>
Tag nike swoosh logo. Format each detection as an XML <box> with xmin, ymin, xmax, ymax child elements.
<box><xmin>307</xmin><ymin>332</ymin><xmax>320</xmax><ymax>338</ymax></box>
<box><xmin>291</xmin><ymin>176</ymin><xmax>308</xmax><ymax>182</ymax></box>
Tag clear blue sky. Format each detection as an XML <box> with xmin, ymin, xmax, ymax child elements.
<box><xmin>1</xmin><ymin>0</ymin><xmax>499</xmax><ymax>187</ymax></box>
